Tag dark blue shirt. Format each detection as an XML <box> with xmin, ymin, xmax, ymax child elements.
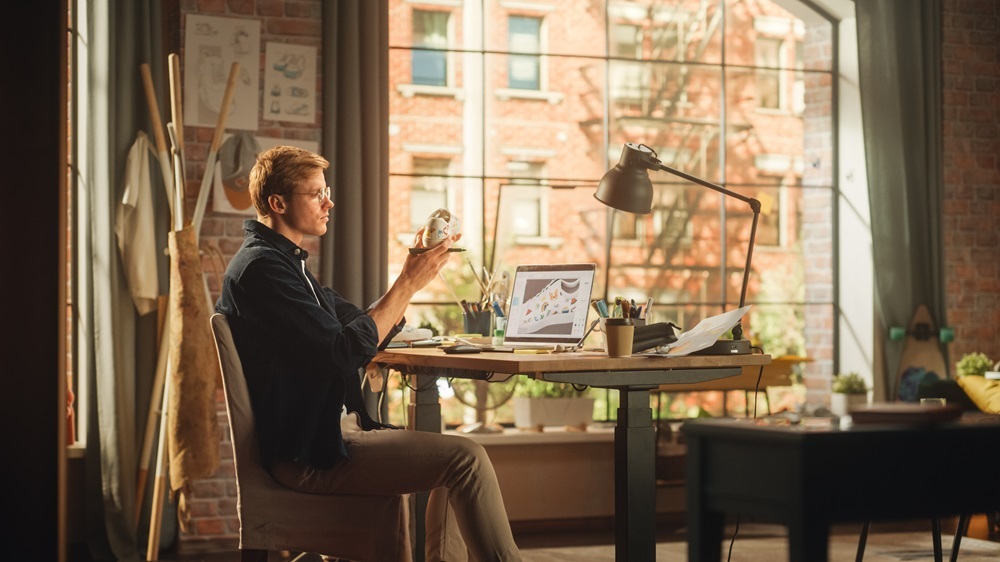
<box><xmin>216</xmin><ymin>220</ymin><xmax>402</xmax><ymax>469</ymax></box>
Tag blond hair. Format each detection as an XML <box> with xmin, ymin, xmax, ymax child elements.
<box><xmin>249</xmin><ymin>146</ymin><xmax>329</xmax><ymax>217</ymax></box>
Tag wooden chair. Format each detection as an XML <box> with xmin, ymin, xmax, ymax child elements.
<box><xmin>211</xmin><ymin>313</ymin><xmax>411</xmax><ymax>562</ymax></box>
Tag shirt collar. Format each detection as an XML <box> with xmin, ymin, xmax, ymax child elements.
<box><xmin>243</xmin><ymin>219</ymin><xmax>310</xmax><ymax>261</ymax></box>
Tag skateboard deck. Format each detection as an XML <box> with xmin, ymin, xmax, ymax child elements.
<box><xmin>893</xmin><ymin>305</ymin><xmax>950</xmax><ymax>402</ymax></box>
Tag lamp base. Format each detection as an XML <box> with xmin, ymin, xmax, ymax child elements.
<box><xmin>691</xmin><ymin>338</ymin><xmax>752</xmax><ymax>356</ymax></box>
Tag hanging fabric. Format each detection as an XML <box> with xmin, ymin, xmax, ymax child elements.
<box><xmin>115</xmin><ymin>131</ymin><xmax>160</xmax><ymax>315</ymax></box>
<box><xmin>166</xmin><ymin>223</ymin><xmax>221</xmax><ymax>531</ymax></box>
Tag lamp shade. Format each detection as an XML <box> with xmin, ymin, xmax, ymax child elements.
<box><xmin>594</xmin><ymin>143</ymin><xmax>655</xmax><ymax>214</ymax></box>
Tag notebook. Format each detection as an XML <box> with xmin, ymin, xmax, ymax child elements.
<box><xmin>495</xmin><ymin>263</ymin><xmax>597</xmax><ymax>349</ymax></box>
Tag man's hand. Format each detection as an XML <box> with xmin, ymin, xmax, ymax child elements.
<box><xmin>398</xmin><ymin>227</ymin><xmax>460</xmax><ymax>291</ymax></box>
<box><xmin>366</xmin><ymin>228</ymin><xmax>461</xmax><ymax>340</ymax></box>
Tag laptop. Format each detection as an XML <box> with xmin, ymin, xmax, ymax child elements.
<box><xmin>493</xmin><ymin>263</ymin><xmax>597</xmax><ymax>350</ymax></box>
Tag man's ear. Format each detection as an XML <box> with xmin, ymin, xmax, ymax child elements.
<box><xmin>268</xmin><ymin>194</ymin><xmax>286</xmax><ymax>215</ymax></box>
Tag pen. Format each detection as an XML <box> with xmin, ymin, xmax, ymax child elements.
<box><xmin>596</xmin><ymin>300</ymin><xmax>609</xmax><ymax>318</ymax></box>
<box><xmin>513</xmin><ymin>349</ymin><xmax>550</xmax><ymax>354</ymax></box>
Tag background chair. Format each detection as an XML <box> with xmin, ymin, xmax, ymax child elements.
<box><xmin>211</xmin><ymin>313</ymin><xmax>412</xmax><ymax>562</ymax></box>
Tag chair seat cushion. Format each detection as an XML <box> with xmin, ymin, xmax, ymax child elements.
<box><xmin>957</xmin><ymin>375</ymin><xmax>1000</xmax><ymax>414</ymax></box>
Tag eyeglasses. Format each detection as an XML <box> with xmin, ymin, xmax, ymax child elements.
<box><xmin>287</xmin><ymin>186</ymin><xmax>332</xmax><ymax>204</ymax></box>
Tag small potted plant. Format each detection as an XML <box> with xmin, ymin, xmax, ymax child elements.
<box><xmin>830</xmin><ymin>372</ymin><xmax>868</xmax><ymax>416</ymax></box>
<box><xmin>511</xmin><ymin>380</ymin><xmax>595</xmax><ymax>432</ymax></box>
<box><xmin>956</xmin><ymin>352</ymin><xmax>993</xmax><ymax>377</ymax></box>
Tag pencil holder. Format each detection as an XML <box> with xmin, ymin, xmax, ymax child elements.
<box><xmin>463</xmin><ymin>310</ymin><xmax>493</xmax><ymax>337</ymax></box>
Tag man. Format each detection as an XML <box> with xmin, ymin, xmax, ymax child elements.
<box><xmin>216</xmin><ymin>146</ymin><xmax>521</xmax><ymax>561</ymax></box>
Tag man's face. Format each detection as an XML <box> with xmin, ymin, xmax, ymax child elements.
<box><xmin>281</xmin><ymin>168</ymin><xmax>333</xmax><ymax>238</ymax></box>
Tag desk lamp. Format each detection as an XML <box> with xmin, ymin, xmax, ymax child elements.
<box><xmin>596</xmin><ymin>143</ymin><xmax>760</xmax><ymax>355</ymax></box>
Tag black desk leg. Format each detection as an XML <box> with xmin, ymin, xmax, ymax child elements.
<box><xmin>615</xmin><ymin>388</ymin><xmax>657</xmax><ymax>562</ymax></box>
<box><xmin>788</xmin><ymin>519</ymin><xmax>829</xmax><ymax>562</ymax></box>
<box><xmin>686</xmin><ymin>437</ymin><xmax>724</xmax><ymax>562</ymax></box>
<box><xmin>931</xmin><ymin>518</ymin><xmax>943</xmax><ymax>562</ymax></box>
<box><xmin>856</xmin><ymin>520</ymin><xmax>870</xmax><ymax>562</ymax></box>
<box><xmin>409</xmin><ymin>374</ymin><xmax>441</xmax><ymax>562</ymax></box>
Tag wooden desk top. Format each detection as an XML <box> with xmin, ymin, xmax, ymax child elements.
<box><xmin>375</xmin><ymin>347</ymin><xmax>770</xmax><ymax>375</ymax></box>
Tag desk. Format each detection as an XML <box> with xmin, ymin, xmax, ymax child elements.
<box><xmin>375</xmin><ymin>348</ymin><xmax>770</xmax><ymax>562</ymax></box>
<box><xmin>683</xmin><ymin>416</ymin><xmax>1000</xmax><ymax>562</ymax></box>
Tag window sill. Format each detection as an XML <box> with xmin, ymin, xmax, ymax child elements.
<box><xmin>495</xmin><ymin>88</ymin><xmax>564</xmax><ymax>104</ymax></box>
<box><xmin>397</xmin><ymin>84</ymin><xmax>465</xmax><ymax>100</ymax></box>
<box><xmin>447</xmin><ymin>424</ymin><xmax>614</xmax><ymax>446</ymax></box>
<box><xmin>67</xmin><ymin>443</ymin><xmax>85</xmax><ymax>459</ymax></box>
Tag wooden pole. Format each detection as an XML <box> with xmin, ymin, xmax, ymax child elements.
<box><xmin>193</xmin><ymin>61</ymin><xmax>240</xmax><ymax>236</ymax></box>
<box><xmin>135</xmin><ymin>295</ymin><xmax>170</xmax><ymax>525</ymax></box>
<box><xmin>139</xmin><ymin>63</ymin><xmax>175</xmax><ymax>221</ymax></box>
<box><xmin>146</xmin><ymin>353</ymin><xmax>172</xmax><ymax>561</ymax></box>
<box><xmin>147</xmin><ymin>51</ymin><xmax>186</xmax><ymax>558</ymax></box>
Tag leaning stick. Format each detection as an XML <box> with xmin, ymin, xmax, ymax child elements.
<box><xmin>167</xmin><ymin>53</ymin><xmax>186</xmax><ymax>226</ymax></box>
<box><xmin>146</xmin><ymin>350</ymin><xmax>172</xmax><ymax>561</ymax></box>
<box><xmin>167</xmin><ymin>53</ymin><xmax>185</xmax><ymax>157</ymax></box>
<box><xmin>135</xmin><ymin>295</ymin><xmax>171</xmax><ymax>526</ymax></box>
<box><xmin>139</xmin><ymin>63</ymin><xmax>174</xmax><ymax>220</ymax></box>
<box><xmin>193</xmin><ymin>61</ymin><xmax>240</xmax><ymax>236</ymax></box>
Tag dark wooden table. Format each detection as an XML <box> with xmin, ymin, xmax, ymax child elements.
<box><xmin>683</xmin><ymin>415</ymin><xmax>1000</xmax><ymax>562</ymax></box>
<box><xmin>375</xmin><ymin>348</ymin><xmax>770</xmax><ymax>562</ymax></box>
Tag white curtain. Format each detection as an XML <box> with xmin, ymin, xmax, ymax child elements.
<box><xmin>77</xmin><ymin>0</ymin><xmax>173</xmax><ymax>558</ymax></box>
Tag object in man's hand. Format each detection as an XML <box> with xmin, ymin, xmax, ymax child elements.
<box><xmin>421</xmin><ymin>208</ymin><xmax>462</xmax><ymax>248</ymax></box>
<box><xmin>409</xmin><ymin>247</ymin><xmax>467</xmax><ymax>255</ymax></box>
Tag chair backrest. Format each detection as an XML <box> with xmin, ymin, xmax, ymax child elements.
<box><xmin>210</xmin><ymin>313</ymin><xmax>413</xmax><ymax>561</ymax></box>
<box><xmin>211</xmin><ymin>313</ymin><xmax>269</xmax><ymax>485</ymax></box>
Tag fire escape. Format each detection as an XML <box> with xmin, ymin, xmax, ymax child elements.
<box><xmin>577</xmin><ymin>1</ymin><xmax>757</xmax><ymax>304</ymax></box>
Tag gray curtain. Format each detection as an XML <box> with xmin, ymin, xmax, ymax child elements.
<box><xmin>857</xmin><ymin>0</ymin><xmax>945</xmax><ymax>398</ymax></box>
<box><xmin>320</xmin><ymin>1</ymin><xmax>391</xmax><ymax>305</ymax></box>
<box><xmin>79</xmin><ymin>0</ymin><xmax>172</xmax><ymax>559</ymax></box>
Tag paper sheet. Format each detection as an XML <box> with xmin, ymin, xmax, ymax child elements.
<box><xmin>647</xmin><ymin>306</ymin><xmax>751</xmax><ymax>357</ymax></box>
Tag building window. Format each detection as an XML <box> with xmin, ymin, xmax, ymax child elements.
<box><xmin>508</xmin><ymin>16</ymin><xmax>541</xmax><ymax>90</ymax></box>
<box><xmin>504</xmin><ymin>160</ymin><xmax>547</xmax><ymax>238</ymax></box>
<box><xmin>610</xmin><ymin>23</ymin><xmax>645</xmax><ymax>102</ymax></box>
<box><xmin>409</xmin><ymin>157</ymin><xmax>451</xmax><ymax>230</ymax></box>
<box><xmin>755</xmin><ymin>36</ymin><xmax>783</xmax><ymax>109</ymax></box>
<box><xmin>412</xmin><ymin>10</ymin><xmax>449</xmax><ymax>86</ymax></box>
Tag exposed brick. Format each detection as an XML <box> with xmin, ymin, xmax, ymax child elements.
<box><xmin>197</xmin><ymin>0</ymin><xmax>226</xmax><ymax>14</ymax></box>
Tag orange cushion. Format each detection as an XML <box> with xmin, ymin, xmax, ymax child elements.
<box><xmin>957</xmin><ymin>375</ymin><xmax>1000</xmax><ymax>414</ymax></box>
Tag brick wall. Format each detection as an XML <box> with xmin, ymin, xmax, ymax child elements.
<box><xmin>942</xmin><ymin>0</ymin><xmax>1000</xmax><ymax>365</ymax></box>
<box><xmin>174</xmin><ymin>0</ymin><xmax>323</xmax><ymax>544</ymax></box>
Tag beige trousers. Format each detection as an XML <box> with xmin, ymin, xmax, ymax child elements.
<box><xmin>271</xmin><ymin>414</ymin><xmax>522</xmax><ymax>562</ymax></box>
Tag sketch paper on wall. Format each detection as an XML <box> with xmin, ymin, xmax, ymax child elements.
<box><xmin>184</xmin><ymin>14</ymin><xmax>260</xmax><ymax>131</ymax></box>
<box><xmin>264</xmin><ymin>42</ymin><xmax>317</xmax><ymax>124</ymax></box>
<box><xmin>212</xmin><ymin>135</ymin><xmax>320</xmax><ymax>215</ymax></box>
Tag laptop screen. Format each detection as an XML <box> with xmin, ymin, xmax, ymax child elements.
<box><xmin>502</xmin><ymin>263</ymin><xmax>597</xmax><ymax>346</ymax></box>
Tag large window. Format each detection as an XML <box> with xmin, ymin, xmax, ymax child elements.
<box><xmin>389</xmin><ymin>0</ymin><xmax>836</xmax><ymax>425</ymax></box>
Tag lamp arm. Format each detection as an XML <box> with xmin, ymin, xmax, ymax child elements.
<box><xmin>732</xmin><ymin>206</ymin><xmax>759</xmax><ymax>341</ymax></box>
<box><xmin>652</xmin><ymin>162</ymin><xmax>760</xmax><ymax>210</ymax></box>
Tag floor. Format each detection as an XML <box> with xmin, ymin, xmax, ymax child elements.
<box><xmin>158</xmin><ymin>518</ymin><xmax>1000</xmax><ymax>562</ymax></box>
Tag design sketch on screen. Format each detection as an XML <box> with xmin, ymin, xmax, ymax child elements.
<box><xmin>511</xmin><ymin>277</ymin><xmax>585</xmax><ymax>335</ymax></box>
